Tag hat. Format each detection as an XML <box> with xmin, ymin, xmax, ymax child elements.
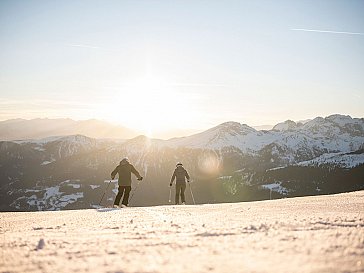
<box><xmin>120</xmin><ymin>157</ymin><xmax>129</xmax><ymax>164</ymax></box>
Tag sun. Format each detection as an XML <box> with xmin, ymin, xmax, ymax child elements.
<box><xmin>106</xmin><ymin>75</ymin><xmax>191</xmax><ymax>137</ymax></box>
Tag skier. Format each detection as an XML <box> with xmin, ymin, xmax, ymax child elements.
<box><xmin>170</xmin><ymin>162</ymin><xmax>190</xmax><ymax>205</ymax></box>
<box><xmin>111</xmin><ymin>157</ymin><xmax>143</xmax><ymax>208</ymax></box>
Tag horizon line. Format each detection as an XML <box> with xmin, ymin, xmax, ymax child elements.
<box><xmin>0</xmin><ymin>113</ymin><xmax>360</xmax><ymax>127</ymax></box>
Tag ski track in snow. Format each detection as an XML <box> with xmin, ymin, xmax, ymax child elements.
<box><xmin>1</xmin><ymin>191</ymin><xmax>364</xmax><ymax>273</ymax></box>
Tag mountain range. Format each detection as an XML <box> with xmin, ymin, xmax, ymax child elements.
<box><xmin>0</xmin><ymin>114</ymin><xmax>363</xmax><ymax>211</ymax></box>
<box><xmin>0</xmin><ymin>118</ymin><xmax>137</xmax><ymax>140</ymax></box>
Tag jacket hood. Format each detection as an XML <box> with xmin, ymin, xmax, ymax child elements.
<box><xmin>120</xmin><ymin>157</ymin><xmax>130</xmax><ymax>165</ymax></box>
<box><xmin>176</xmin><ymin>165</ymin><xmax>185</xmax><ymax>171</ymax></box>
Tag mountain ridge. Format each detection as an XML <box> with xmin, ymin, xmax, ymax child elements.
<box><xmin>0</xmin><ymin>118</ymin><xmax>137</xmax><ymax>140</ymax></box>
<box><xmin>5</xmin><ymin>114</ymin><xmax>364</xmax><ymax>163</ymax></box>
<box><xmin>1</xmin><ymin>114</ymin><xmax>363</xmax><ymax>212</ymax></box>
<box><xmin>2</xmin><ymin>114</ymin><xmax>363</xmax><ymax>141</ymax></box>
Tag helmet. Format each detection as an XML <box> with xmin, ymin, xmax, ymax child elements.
<box><xmin>176</xmin><ymin>162</ymin><xmax>183</xmax><ymax>166</ymax></box>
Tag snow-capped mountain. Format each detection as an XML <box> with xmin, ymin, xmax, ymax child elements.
<box><xmin>302</xmin><ymin>115</ymin><xmax>364</xmax><ymax>137</ymax></box>
<box><xmin>166</xmin><ymin>114</ymin><xmax>364</xmax><ymax>164</ymax></box>
<box><xmin>272</xmin><ymin>120</ymin><xmax>298</xmax><ymax>131</ymax></box>
<box><xmin>1</xmin><ymin>114</ymin><xmax>363</xmax><ymax>212</ymax></box>
<box><xmin>166</xmin><ymin>122</ymin><xmax>257</xmax><ymax>150</ymax></box>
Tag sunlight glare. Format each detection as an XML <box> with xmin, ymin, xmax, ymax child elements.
<box><xmin>198</xmin><ymin>151</ymin><xmax>221</xmax><ymax>175</ymax></box>
<box><xmin>103</xmin><ymin>75</ymin><xmax>197</xmax><ymax>137</ymax></box>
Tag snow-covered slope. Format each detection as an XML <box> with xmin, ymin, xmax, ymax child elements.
<box><xmin>297</xmin><ymin>150</ymin><xmax>364</xmax><ymax>168</ymax></box>
<box><xmin>272</xmin><ymin>120</ymin><xmax>297</xmax><ymax>131</ymax></box>
<box><xmin>2</xmin><ymin>191</ymin><xmax>364</xmax><ymax>273</ymax></box>
<box><xmin>11</xmin><ymin>135</ymin><xmax>98</xmax><ymax>159</ymax></box>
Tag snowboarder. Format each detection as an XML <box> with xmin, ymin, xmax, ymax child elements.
<box><xmin>170</xmin><ymin>162</ymin><xmax>190</xmax><ymax>205</ymax></box>
<box><xmin>111</xmin><ymin>157</ymin><xmax>143</xmax><ymax>208</ymax></box>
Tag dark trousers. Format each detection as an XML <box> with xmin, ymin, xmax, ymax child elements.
<box><xmin>175</xmin><ymin>183</ymin><xmax>186</xmax><ymax>204</ymax></box>
<box><xmin>114</xmin><ymin>186</ymin><xmax>132</xmax><ymax>206</ymax></box>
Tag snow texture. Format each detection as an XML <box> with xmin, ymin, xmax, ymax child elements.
<box><xmin>261</xmin><ymin>183</ymin><xmax>289</xmax><ymax>195</ymax></box>
<box><xmin>297</xmin><ymin>152</ymin><xmax>364</xmax><ymax>168</ymax></box>
<box><xmin>40</xmin><ymin>160</ymin><xmax>55</xmax><ymax>166</ymax></box>
<box><xmin>273</xmin><ymin>120</ymin><xmax>297</xmax><ymax>131</ymax></box>
<box><xmin>67</xmin><ymin>183</ymin><xmax>81</xmax><ymax>189</ymax></box>
<box><xmin>1</xmin><ymin>191</ymin><xmax>363</xmax><ymax>273</ymax></box>
<box><xmin>11</xmin><ymin>180</ymin><xmax>84</xmax><ymax>211</ymax></box>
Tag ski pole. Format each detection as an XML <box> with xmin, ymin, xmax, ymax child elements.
<box><xmin>189</xmin><ymin>182</ymin><xmax>196</xmax><ymax>205</ymax></box>
<box><xmin>98</xmin><ymin>180</ymin><xmax>112</xmax><ymax>206</ymax></box>
<box><xmin>129</xmin><ymin>178</ymin><xmax>142</xmax><ymax>205</ymax></box>
<box><xmin>168</xmin><ymin>187</ymin><xmax>172</xmax><ymax>203</ymax></box>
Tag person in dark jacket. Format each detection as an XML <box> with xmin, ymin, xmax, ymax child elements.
<box><xmin>170</xmin><ymin>162</ymin><xmax>190</xmax><ymax>205</ymax></box>
<box><xmin>111</xmin><ymin>157</ymin><xmax>143</xmax><ymax>207</ymax></box>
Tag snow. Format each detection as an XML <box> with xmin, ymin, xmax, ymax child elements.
<box><xmin>326</xmin><ymin>114</ymin><xmax>362</xmax><ymax>128</ymax></box>
<box><xmin>90</xmin><ymin>185</ymin><xmax>100</xmax><ymax>189</ymax></box>
<box><xmin>272</xmin><ymin>120</ymin><xmax>297</xmax><ymax>131</ymax></box>
<box><xmin>67</xmin><ymin>183</ymin><xmax>81</xmax><ymax>189</ymax></box>
<box><xmin>24</xmin><ymin>189</ymin><xmax>41</xmax><ymax>193</ymax></box>
<box><xmin>261</xmin><ymin>183</ymin><xmax>289</xmax><ymax>195</ymax></box>
<box><xmin>40</xmin><ymin>160</ymin><xmax>55</xmax><ymax>165</ymax></box>
<box><xmin>218</xmin><ymin>175</ymin><xmax>232</xmax><ymax>180</ymax></box>
<box><xmin>33</xmin><ymin>146</ymin><xmax>46</xmax><ymax>152</ymax></box>
<box><xmin>58</xmin><ymin>192</ymin><xmax>83</xmax><ymax>203</ymax></box>
<box><xmin>267</xmin><ymin>166</ymin><xmax>286</xmax><ymax>171</ymax></box>
<box><xmin>1</xmin><ymin>191</ymin><xmax>363</xmax><ymax>273</ymax></box>
<box><xmin>25</xmin><ymin>185</ymin><xmax>79</xmax><ymax>210</ymax></box>
<box><xmin>11</xmin><ymin>180</ymin><xmax>84</xmax><ymax>210</ymax></box>
<box><xmin>12</xmin><ymin>135</ymin><xmax>97</xmax><ymax>159</ymax></box>
<box><xmin>6</xmin><ymin>114</ymin><xmax>364</xmax><ymax>169</ymax></box>
<box><xmin>162</xmin><ymin>114</ymin><xmax>364</xmax><ymax>161</ymax></box>
<box><xmin>14</xmin><ymin>135</ymin><xmax>93</xmax><ymax>145</ymax></box>
<box><xmin>13</xmin><ymin>136</ymin><xmax>65</xmax><ymax>144</ymax></box>
<box><xmin>165</xmin><ymin>122</ymin><xmax>258</xmax><ymax>151</ymax></box>
<box><xmin>297</xmin><ymin>152</ymin><xmax>364</xmax><ymax>168</ymax></box>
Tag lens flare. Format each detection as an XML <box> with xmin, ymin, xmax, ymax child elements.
<box><xmin>197</xmin><ymin>151</ymin><xmax>221</xmax><ymax>176</ymax></box>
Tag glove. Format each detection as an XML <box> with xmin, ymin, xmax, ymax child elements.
<box><xmin>137</xmin><ymin>177</ymin><xmax>143</xmax><ymax>181</ymax></box>
<box><xmin>169</xmin><ymin>183</ymin><xmax>172</xmax><ymax>187</ymax></box>
<box><xmin>111</xmin><ymin>176</ymin><xmax>115</xmax><ymax>180</ymax></box>
<box><xmin>187</xmin><ymin>180</ymin><xmax>190</xmax><ymax>183</ymax></box>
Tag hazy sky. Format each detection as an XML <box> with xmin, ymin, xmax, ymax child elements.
<box><xmin>1</xmin><ymin>0</ymin><xmax>363</xmax><ymax>137</ymax></box>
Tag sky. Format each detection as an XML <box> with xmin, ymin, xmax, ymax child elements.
<box><xmin>0</xmin><ymin>0</ymin><xmax>363</xmax><ymax>138</ymax></box>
